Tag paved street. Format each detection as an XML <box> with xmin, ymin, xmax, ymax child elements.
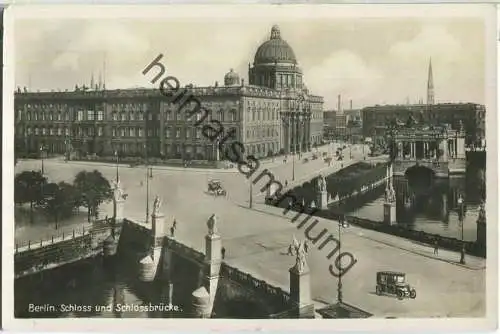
<box><xmin>13</xmin><ymin>143</ymin><xmax>485</xmax><ymax>318</ymax></box>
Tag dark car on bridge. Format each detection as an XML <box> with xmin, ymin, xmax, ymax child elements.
<box><xmin>375</xmin><ymin>271</ymin><xmax>416</xmax><ymax>300</ymax></box>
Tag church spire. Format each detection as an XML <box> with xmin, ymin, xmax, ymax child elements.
<box><xmin>427</xmin><ymin>58</ymin><xmax>434</xmax><ymax>105</ymax></box>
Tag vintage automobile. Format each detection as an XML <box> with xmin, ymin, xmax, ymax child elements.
<box><xmin>208</xmin><ymin>179</ymin><xmax>227</xmax><ymax>196</ymax></box>
<box><xmin>375</xmin><ymin>271</ymin><xmax>416</xmax><ymax>300</ymax></box>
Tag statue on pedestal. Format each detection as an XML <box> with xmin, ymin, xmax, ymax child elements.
<box><xmin>152</xmin><ymin>195</ymin><xmax>162</xmax><ymax>216</ymax></box>
<box><xmin>385</xmin><ymin>183</ymin><xmax>396</xmax><ymax>203</ymax></box>
<box><xmin>207</xmin><ymin>214</ymin><xmax>218</xmax><ymax>236</ymax></box>
<box><xmin>112</xmin><ymin>179</ymin><xmax>126</xmax><ymax>202</ymax></box>
<box><xmin>317</xmin><ymin>175</ymin><xmax>326</xmax><ymax>192</ymax></box>
<box><xmin>294</xmin><ymin>240</ymin><xmax>307</xmax><ymax>273</ymax></box>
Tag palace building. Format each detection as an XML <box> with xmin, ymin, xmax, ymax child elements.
<box><xmin>14</xmin><ymin>25</ymin><xmax>324</xmax><ymax>162</ymax></box>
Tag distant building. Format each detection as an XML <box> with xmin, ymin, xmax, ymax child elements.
<box><xmin>14</xmin><ymin>25</ymin><xmax>324</xmax><ymax>161</ymax></box>
<box><xmin>323</xmin><ymin>110</ymin><xmax>336</xmax><ymax>140</ymax></box>
<box><xmin>361</xmin><ymin>58</ymin><xmax>486</xmax><ymax>148</ymax></box>
<box><xmin>361</xmin><ymin>103</ymin><xmax>486</xmax><ymax>147</ymax></box>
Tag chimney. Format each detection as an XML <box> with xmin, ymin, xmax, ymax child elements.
<box><xmin>350</xmin><ymin>99</ymin><xmax>353</xmax><ymax>110</ymax></box>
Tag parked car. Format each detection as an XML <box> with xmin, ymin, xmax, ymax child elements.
<box><xmin>375</xmin><ymin>271</ymin><xmax>416</xmax><ymax>300</ymax></box>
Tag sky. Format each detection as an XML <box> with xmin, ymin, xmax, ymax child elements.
<box><xmin>13</xmin><ymin>12</ymin><xmax>487</xmax><ymax>109</ymax></box>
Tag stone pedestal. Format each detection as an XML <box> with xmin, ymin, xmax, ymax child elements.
<box><xmin>204</xmin><ymin>233</ymin><xmax>222</xmax><ymax>315</ymax></box>
<box><xmin>138</xmin><ymin>255</ymin><xmax>156</xmax><ymax>282</ymax></box>
<box><xmin>103</xmin><ymin>234</ymin><xmax>119</xmax><ymax>258</ymax></box>
<box><xmin>152</xmin><ymin>213</ymin><xmax>167</xmax><ymax>239</ymax></box>
<box><xmin>289</xmin><ymin>266</ymin><xmax>314</xmax><ymax>318</ymax></box>
<box><xmin>317</xmin><ymin>190</ymin><xmax>328</xmax><ymax>210</ymax></box>
<box><xmin>114</xmin><ymin>199</ymin><xmax>125</xmax><ymax>223</ymax></box>
<box><xmin>383</xmin><ymin>202</ymin><xmax>397</xmax><ymax>225</ymax></box>
<box><xmin>477</xmin><ymin>219</ymin><xmax>486</xmax><ymax>257</ymax></box>
<box><xmin>191</xmin><ymin>286</ymin><xmax>211</xmax><ymax>318</ymax></box>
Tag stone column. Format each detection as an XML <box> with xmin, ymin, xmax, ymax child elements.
<box><xmin>204</xmin><ymin>214</ymin><xmax>222</xmax><ymax>317</ymax></box>
<box><xmin>307</xmin><ymin>116</ymin><xmax>311</xmax><ymax>151</ymax></box>
<box><xmin>476</xmin><ymin>202</ymin><xmax>486</xmax><ymax>257</ymax></box>
<box><xmin>441</xmin><ymin>193</ymin><xmax>448</xmax><ymax>220</ymax></box>
<box><xmin>316</xmin><ymin>176</ymin><xmax>328</xmax><ymax>210</ymax></box>
<box><xmin>113</xmin><ymin>198</ymin><xmax>125</xmax><ymax>224</ymax></box>
<box><xmin>289</xmin><ymin>248</ymin><xmax>314</xmax><ymax>318</ymax></box>
<box><xmin>191</xmin><ymin>286</ymin><xmax>211</xmax><ymax>318</ymax></box>
<box><xmin>383</xmin><ymin>166</ymin><xmax>397</xmax><ymax>225</ymax></box>
<box><xmin>288</xmin><ymin>116</ymin><xmax>292</xmax><ymax>154</ymax></box>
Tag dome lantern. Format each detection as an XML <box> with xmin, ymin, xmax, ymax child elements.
<box><xmin>224</xmin><ymin>68</ymin><xmax>240</xmax><ymax>86</ymax></box>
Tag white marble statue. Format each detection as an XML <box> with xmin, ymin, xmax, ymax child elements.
<box><xmin>385</xmin><ymin>183</ymin><xmax>396</xmax><ymax>203</ymax></box>
<box><xmin>112</xmin><ymin>179</ymin><xmax>126</xmax><ymax>202</ymax></box>
<box><xmin>317</xmin><ymin>175</ymin><xmax>327</xmax><ymax>192</ymax></box>
<box><xmin>152</xmin><ymin>195</ymin><xmax>162</xmax><ymax>216</ymax></box>
<box><xmin>207</xmin><ymin>214</ymin><xmax>218</xmax><ymax>236</ymax></box>
<box><xmin>294</xmin><ymin>240</ymin><xmax>307</xmax><ymax>273</ymax></box>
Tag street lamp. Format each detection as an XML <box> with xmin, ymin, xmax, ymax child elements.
<box><xmin>39</xmin><ymin>145</ymin><xmax>45</xmax><ymax>174</ymax></box>
<box><xmin>114</xmin><ymin>150</ymin><xmax>119</xmax><ymax>182</ymax></box>
<box><xmin>457</xmin><ymin>195</ymin><xmax>466</xmax><ymax>264</ymax></box>
<box><xmin>144</xmin><ymin>143</ymin><xmax>153</xmax><ymax>224</ymax></box>
<box><xmin>337</xmin><ymin>214</ymin><xmax>348</xmax><ymax>303</ymax></box>
<box><xmin>249</xmin><ymin>180</ymin><xmax>253</xmax><ymax>209</ymax></box>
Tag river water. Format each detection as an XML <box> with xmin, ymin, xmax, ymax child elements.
<box><xmin>343</xmin><ymin>165</ymin><xmax>485</xmax><ymax>242</ymax></box>
<box><xmin>15</xmin><ymin>257</ymin><xmax>185</xmax><ymax>318</ymax></box>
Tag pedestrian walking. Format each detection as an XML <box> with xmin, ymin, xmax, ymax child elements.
<box><xmin>433</xmin><ymin>240</ymin><xmax>439</xmax><ymax>255</ymax></box>
<box><xmin>287</xmin><ymin>244</ymin><xmax>294</xmax><ymax>256</ymax></box>
<box><xmin>285</xmin><ymin>180</ymin><xmax>288</xmax><ymax>188</ymax></box>
<box><xmin>173</xmin><ymin>219</ymin><xmax>177</xmax><ymax>230</ymax></box>
<box><xmin>170</xmin><ymin>226</ymin><xmax>175</xmax><ymax>237</ymax></box>
<box><xmin>221</xmin><ymin>247</ymin><xmax>226</xmax><ymax>260</ymax></box>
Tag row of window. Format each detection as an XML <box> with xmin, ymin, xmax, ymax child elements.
<box><xmin>20</xmin><ymin>109</ymin><xmax>239</xmax><ymax>123</ymax></box>
<box><xmin>23</xmin><ymin>103</ymin><xmax>149</xmax><ymax>111</ymax></box>
<box><xmin>246</xmin><ymin>127</ymin><xmax>279</xmax><ymax>139</ymax></box>
<box><xmin>25</xmin><ymin>127</ymin><xmax>104</xmax><ymax>137</ymax></box>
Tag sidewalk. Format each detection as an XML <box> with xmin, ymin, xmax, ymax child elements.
<box><xmin>251</xmin><ymin>202</ymin><xmax>485</xmax><ymax>271</ymax></box>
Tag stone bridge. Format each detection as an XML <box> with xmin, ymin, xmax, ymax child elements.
<box><xmin>267</xmin><ymin>161</ymin><xmax>388</xmax><ymax>211</ymax></box>
<box><xmin>392</xmin><ymin>158</ymin><xmax>466</xmax><ymax>178</ymax></box>
<box><xmin>117</xmin><ymin>217</ymin><xmax>302</xmax><ymax>318</ymax></box>
<box><xmin>15</xmin><ymin>213</ymin><xmax>305</xmax><ymax>318</ymax></box>
<box><xmin>14</xmin><ymin>219</ymin><xmax>120</xmax><ymax>279</ymax></box>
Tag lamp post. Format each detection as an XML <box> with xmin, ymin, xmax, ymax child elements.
<box><xmin>249</xmin><ymin>180</ymin><xmax>253</xmax><ymax>209</ymax></box>
<box><xmin>39</xmin><ymin>145</ymin><xmax>45</xmax><ymax>174</ymax></box>
<box><xmin>457</xmin><ymin>194</ymin><xmax>466</xmax><ymax>264</ymax></box>
<box><xmin>349</xmin><ymin>127</ymin><xmax>353</xmax><ymax>159</ymax></box>
<box><xmin>114</xmin><ymin>150</ymin><xmax>119</xmax><ymax>182</ymax></box>
<box><xmin>144</xmin><ymin>143</ymin><xmax>153</xmax><ymax>224</ymax></box>
<box><xmin>337</xmin><ymin>214</ymin><xmax>348</xmax><ymax>303</ymax></box>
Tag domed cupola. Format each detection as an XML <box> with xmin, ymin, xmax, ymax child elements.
<box><xmin>254</xmin><ymin>25</ymin><xmax>297</xmax><ymax>65</ymax></box>
<box><xmin>224</xmin><ymin>68</ymin><xmax>240</xmax><ymax>86</ymax></box>
<box><xmin>249</xmin><ymin>25</ymin><xmax>303</xmax><ymax>91</ymax></box>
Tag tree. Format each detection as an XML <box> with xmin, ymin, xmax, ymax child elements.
<box><xmin>74</xmin><ymin>170</ymin><xmax>113</xmax><ymax>222</ymax></box>
<box><xmin>40</xmin><ymin>182</ymin><xmax>79</xmax><ymax>229</ymax></box>
<box><xmin>14</xmin><ymin>170</ymin><xmax>48</xmax><ymax>224</ymax></box>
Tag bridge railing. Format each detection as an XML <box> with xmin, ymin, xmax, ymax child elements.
<box><xmin>15</xmin><ymin>225</ymin><xmax>91</xmax><ymax>254</ymax></box>
<box><xmin>220</xmin><ymin>262</ymin><xmax>292</xmax><ymax>311</ymax></box>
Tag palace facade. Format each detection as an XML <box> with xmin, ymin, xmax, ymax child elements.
<box><xmin>14</xmin><ymin>25</ymin><xmax>324</xmax><ymax>161</ymax></box>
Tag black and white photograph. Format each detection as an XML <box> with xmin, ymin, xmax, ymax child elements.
<box><xmin>3</xmin><ymin>3</ymin><xmax>497</xmax><ymax>332</ymax></box>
